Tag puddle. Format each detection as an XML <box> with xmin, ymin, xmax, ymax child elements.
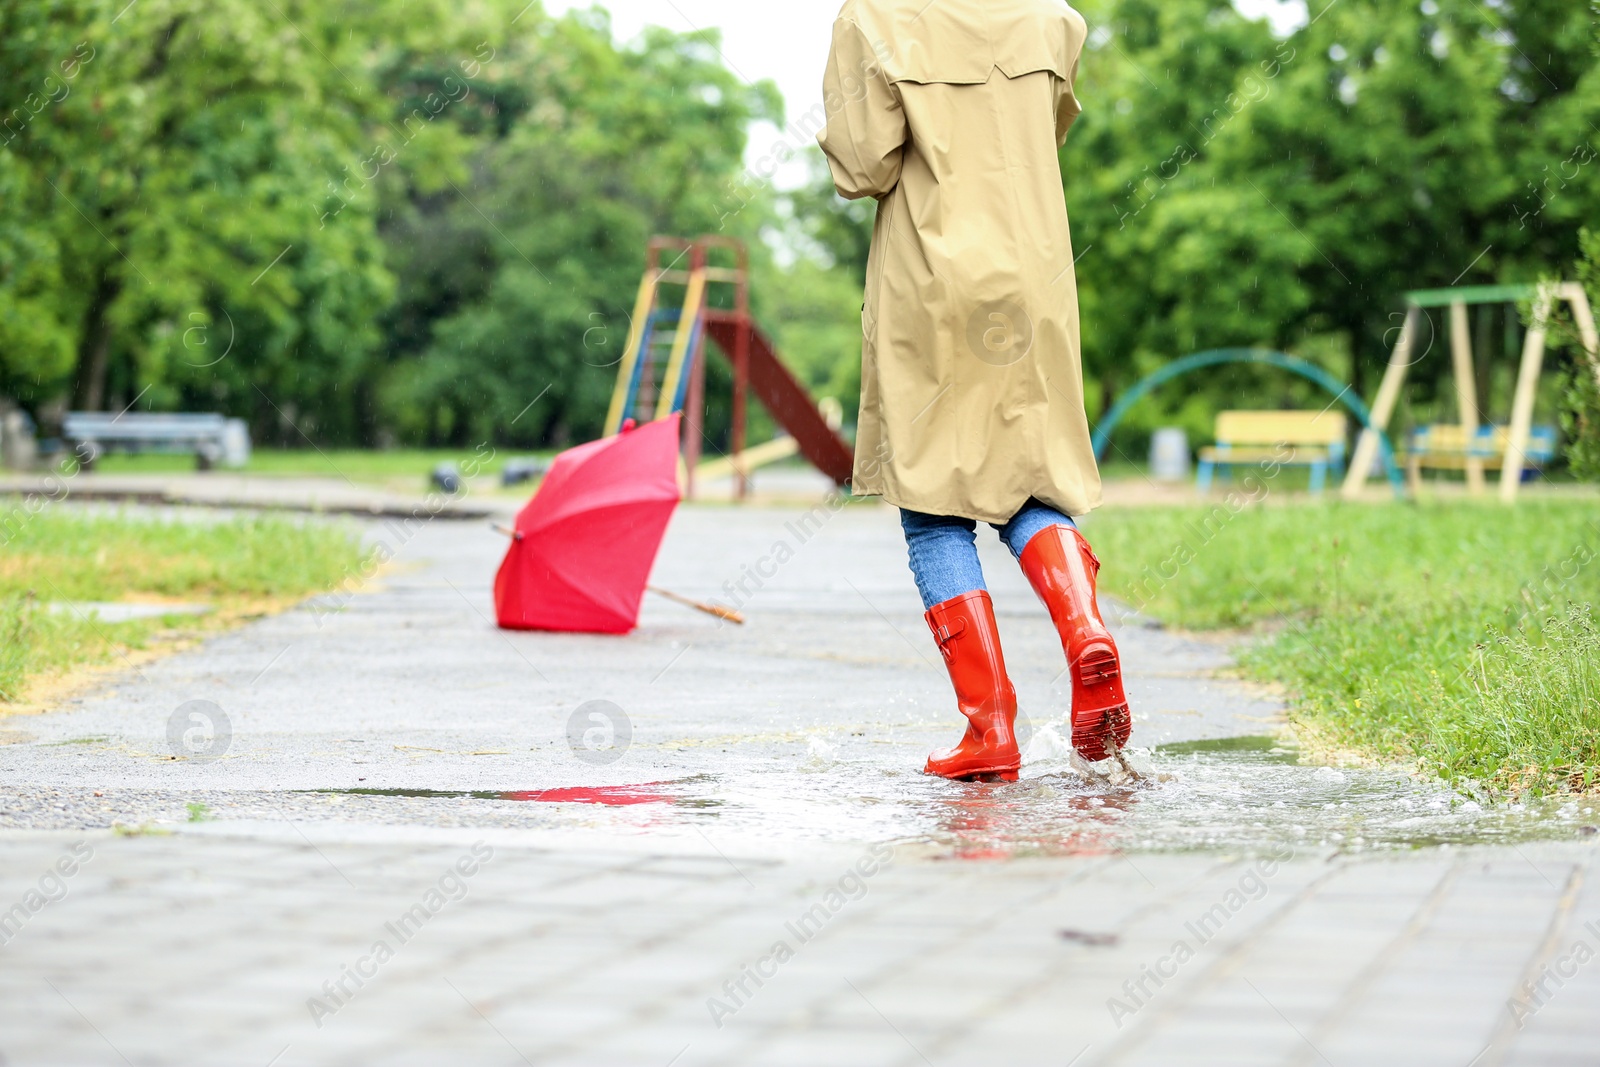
<box><xmin>1158</xmin><ymin>735</ymin><xmax>1300</xmax><ymax>763</ymax></box>
<box><xmin>293</xmin><ymin>739</ymin><xmax>1595</xmax><ymax>858</ymax></box>
<box><xmin>671</xmin><ymin>734</ymin><xmax>1594</xmax><ymax>857</ymax></box>
<box><xmin>909</xmin><ymin>735</ymin><xmax>1599</xmax><ymax>856</ymax></box>
<box><xmin>303</xmin><ymin>776</ymin><xmax>719</xmax><ymax>809</ymax></box>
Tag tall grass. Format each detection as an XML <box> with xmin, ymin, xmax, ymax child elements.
<box><xmin>1437</xmin><ymin>606</ymin><xmax>1598</xmax><ymax>791</ymax></box>
<box><xmin>1086</xmin><ymin>499</ymin><xmax>1600</xmax><ymax>793</ymax></box>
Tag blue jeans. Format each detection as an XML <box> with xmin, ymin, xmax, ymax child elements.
<box><xmin>900</xmin><ymin>499</ymin><xmax>1078</xmax><ymax>610</ymax></box>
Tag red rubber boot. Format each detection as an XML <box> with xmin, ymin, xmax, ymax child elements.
<box><xmin>922</xmin><ymin>590</ymin><xmax>1021</xmax><ymax>781</ymax></box>
<box><xmin>1018</xmin><ymin>526</ymin><xmax>1131</xmax><ymax>761</ymax></box>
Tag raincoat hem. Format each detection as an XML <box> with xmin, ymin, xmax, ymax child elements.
<box><xmin>854</xmin><ymin>480</ymin><xmax>1100</xmax><ymax>526</ymax></box>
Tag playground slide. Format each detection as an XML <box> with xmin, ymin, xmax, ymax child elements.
<box><xmin>703</xmin><ymin>318</ymin><xmax>855</xmax><ymax>486</ymax></box>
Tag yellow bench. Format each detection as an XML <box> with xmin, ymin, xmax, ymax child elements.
<box><xmin>1405</xmin><ymin>423</ymin><xmax>1558</xmax><ymax>490</ymax></box>
<box><xmin>1197</xmin><ymin>410</ymin><xmax>1348</xmax><ymax>495</ymax></box>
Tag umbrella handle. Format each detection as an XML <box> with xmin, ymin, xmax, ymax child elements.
<box><xmin>647</xmin><ymin>585</ymin><xmax>745</xmax><ymax>625</ymax></box>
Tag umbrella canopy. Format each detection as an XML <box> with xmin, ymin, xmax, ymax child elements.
<box><xmin>494</xmin><ymin>414</ymin><xmax>681</xmax><ymax>634</ymax></box>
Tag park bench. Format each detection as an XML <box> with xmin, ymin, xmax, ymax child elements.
<box><xmin>62</xmin><ymin>411</ymin><xmax>250</xmax><ymax>471</ymax></box>
<box><xmin>1404</xmin><ymin>423</ymin><xmax>1558</xmax><ymax>492</ymax></box>
<box><xmin>1196</xmin><ymin>410</ymin><xmax>1347</xmax><ymax>496</ymax></box>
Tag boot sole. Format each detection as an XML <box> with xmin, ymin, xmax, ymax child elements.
<box><xmin>1073</xmin><ymin>647</ymin><xmax>1130</xmax><ymax>762</ymax></box>
<box><xmin>1073</xmin><ymin>705</ymin><xmax>1130</xmax><ymax>762</ymax></box>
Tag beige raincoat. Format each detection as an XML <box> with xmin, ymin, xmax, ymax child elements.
<box><xmin>818</xmin><ymin>0</ymin><xmax>1097</xmax><ymax>524</ymax></box>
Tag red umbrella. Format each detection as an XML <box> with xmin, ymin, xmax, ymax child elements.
<box><xmin>494</xmin><ymin>414</ymin><xmax>682</xmax><ymax>634</ymax></box>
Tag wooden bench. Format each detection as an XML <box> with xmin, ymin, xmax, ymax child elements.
<box><xmin>1404</xmin><ymin>424</ymin><xmax>1558</xmax><ymax>491</ymax></box>
<box><xmin>1197</xmin><ymin>410</ymin><xmax>1347</xmax><ymax>496</ymax></box>
<box><xmin>62</xmin><ymin>412</ymin><xmax>251</xmax><ymax>471</ymax></box>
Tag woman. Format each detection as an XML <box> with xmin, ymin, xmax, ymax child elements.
<box><xmin>817</xmin><ymin>0</ymin><xmax>1130</xmax><ymax>780</ymax></box>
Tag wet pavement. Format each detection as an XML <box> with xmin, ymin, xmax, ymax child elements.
<box><xmin>1</xmin><ymin>503</ymin><xmax>1597</xmax><ymax>1064</ymax></box>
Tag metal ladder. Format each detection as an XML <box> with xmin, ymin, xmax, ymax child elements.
<box><xmin>603</xmin><ymin>238</ymin><xmax>707</xmax><ymax>436</ymax></box>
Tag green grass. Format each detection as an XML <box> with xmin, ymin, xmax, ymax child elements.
<box><xmin>0</xmin><ymin>507</ymin><xmax>368</xmax><ymax>701</ymax></box>
<box><xmin>68</xmin><ymin>447</ymin><xmax>533</xmax><ymax>484</ymax></box>
<box><xmin>54</xmin><ymin>446</ymin><xmax>547</xmax><ymax>499</ymax></box>
<box><xmin>1097</xmin><ymin>459</ymin><xmax>1335</xmax><ymax>494</ymax></box>
<box><xmin>1085</xmin><ymin>499</ymin><xmax>1600</xmax><ymax>794</ymax></box>
<box><xmin>0</xmin><ymin>600</ymin><xmax>154</xmax><ymax>702</ymax></box>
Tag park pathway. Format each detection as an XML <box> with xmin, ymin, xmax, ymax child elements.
<box><xmin>0</xmin><ymin>504</ymin><xmax>1596</xmax><ymax>1065</ymax></box>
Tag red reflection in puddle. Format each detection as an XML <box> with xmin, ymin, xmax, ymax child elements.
<box><xmin>501</xmin><ymin>785</ymin><xmax>672</xmax><ymax>806</ymax></box>
<box><xmin>936</xmin><ymin>780</ymin><xmax>1137</xmax><ymax>859</ymax></box>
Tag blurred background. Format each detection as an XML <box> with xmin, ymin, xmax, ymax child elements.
<box><xmin>1</xmin><ymin>0</ymin><xmax>1596</xmax><ymax>477</ymax></box>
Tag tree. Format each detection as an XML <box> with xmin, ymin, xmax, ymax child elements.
<box><xmin>375</xmin><ymin>10</ymin><xmax>780</xmax><ymax>448</ymax></box>
<box><xmin>1547</xmin><ymin>233</ymin><xmax>1600</xmax><ymax>481</ymax></box>
<box><xmin>783</xmin><ymin>153</ymin><xmax>874</xmax><ymax>285</ymax></box>
<box><xmin>1062</xmin><ymin>0</ymin><xmax>1600</xmax><ymax>453</ymax></box>
<box><xmin>0</xmin><ymin>0</ymin><xmax>392</xmax><ymax>432</ymax></box>
<box><xmin>1061</xmin><ymin>0</ymin><xmax>1286</xmax><ymax>440</ymax></box>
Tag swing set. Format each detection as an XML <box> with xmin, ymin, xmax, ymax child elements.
<box><xmin>1341</xmin><ymin>281</ymin><xmax>1600</xmax><ymax>503</ymax></box>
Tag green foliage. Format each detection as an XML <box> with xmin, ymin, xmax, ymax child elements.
<box><xmin>1066</xmin><ymin>0</ymin><xmax>1600</xmax><ymax>450</ymax></box>
<box><xmin>783</xmin><ymin>155</ymin><xmax>874</xmax><ymax>284</ymax></box>
<box><xmin>1556</xmin><ymin>229</ymin><xmax>1600</xmax><ymax>479</ymax></box>
<box><xmin>1088</xmin><ymin>499</ymin><xmax>1600</xmax><ymax>792</ymax></box>
<box><xmin>370</xmin><ymin>12</ymin><xmax>780</xmax><ymax>448</ymax></box>
<box><xmin>1566</xmin><ymin>365</ymin><xmax>1600</xmax><ymax>480</ymax></box>
<box><xmin>754</xmin><ymin>155</ymin><xmax>881</xmax><ymax>424</ymax></box>
<box><xmin>0</xmin><ymin>0</ymin><xmax>410</xmax><ymax>430</ymax></box>
<box><xmin>755</xmin><ymin>257</ymin><xmax>864</xmax><ymax>418</ymax></box>
<box><xmin>0</xmin><ymin>0</ymin><xmax>780</xmax><ymax>450</ymax></box>
<box><xmin>5</xmin><ymin>0</ymin><xmax>1599</xmax><ymax>458</ymax></box>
